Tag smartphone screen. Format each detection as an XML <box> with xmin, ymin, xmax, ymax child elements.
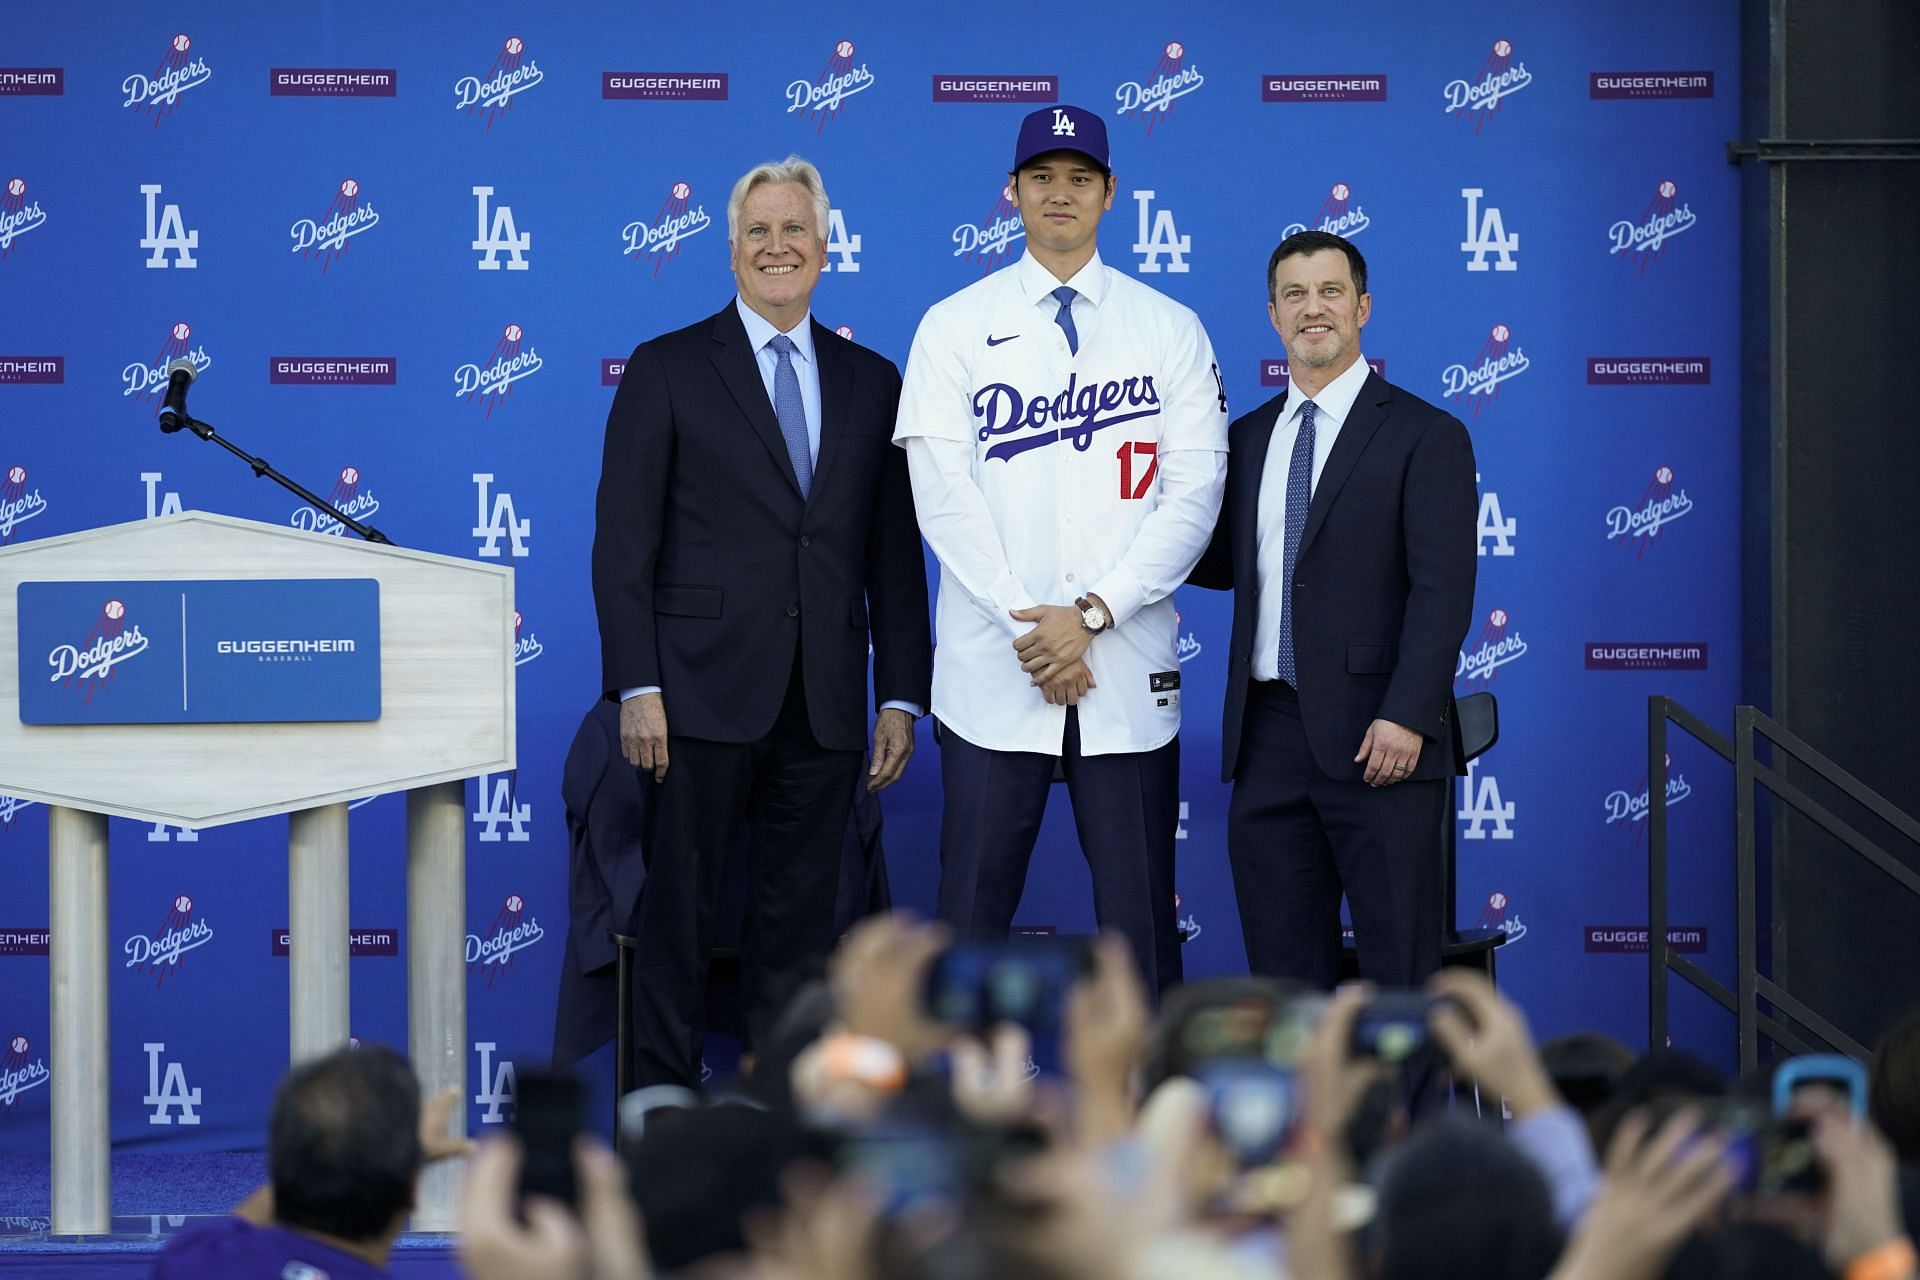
<box><xmin>512</xmin><ymin>1072</ymin><xmax>585</xmax><ymax>1212</ymax></box>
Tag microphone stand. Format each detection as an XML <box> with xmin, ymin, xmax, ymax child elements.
<box><xmin>160</xmin><ymin>413</ymin><xmax>393</xmax><ymax>545</ymax></box>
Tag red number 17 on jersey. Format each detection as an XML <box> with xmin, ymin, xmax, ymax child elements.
<box><xmin>1115</xmin><ymin>441</ymin><xmax>1158</xmax><ymax>500</ymax></box>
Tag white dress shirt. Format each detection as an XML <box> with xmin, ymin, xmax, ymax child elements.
<box><xmin>1253</xmin><ymin>351</ymin><xmax>1373</xmax><ymax>682</ymax></box>
<box><xmin>895</xmin><ymin>249</ymin><xmax>1228</xmax><ymax>756</ymax></box>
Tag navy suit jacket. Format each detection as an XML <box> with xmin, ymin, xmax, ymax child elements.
<box><xmin>1190</xmin><ymin>370</ymin><xmax>1477</xmax><ymax>784</ymax></box>
<box><xmin>592</xmin><ymin>303</ymin><xmax>931</xmax><ymax>752</ymax></box>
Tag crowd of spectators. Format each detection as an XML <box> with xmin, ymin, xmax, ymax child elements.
<box><xmin>160</xmin><ymin>916</ymin><xmax>1920</xmax><ymax>1280</ymax></box>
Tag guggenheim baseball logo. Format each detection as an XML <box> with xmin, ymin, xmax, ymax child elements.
<box><xmin>1</xmin><ymin>177</ymin><xmax>48</xmax><ymax>259</ymax></box>
<box><xmin>1117</xmin><ymin>42</ymin><xmax>1204</xmax><ymax>131</ymax></box>
<box><xmin>292</xmin><ymin>179</ymin><xmax>380</xmax><ymax>271</ymax></box>
<box><xmin>623</xmin><ymin>181</ymin><xmax>712</xmax><ymax>274</ymax></box>
<box><xmin>1586</xmin><ymin>642</ymin><xmax>1708</xmax><ymax>671</ymax></box>
<box><xmin>1587</xmin><ymin>356</ymin><xmax>1709</xmax><ymax>386</ymax></box>
<box><xmin>272</xmin><ymin>357</ymin><xmax>395</xmax><ymax>387</ymax></box>
<box><xmin>789</xmin><ymin>40</ymin><xmax>875</xmax><ymax>131</ymax></box>
<box><xmin>456</xmin><ymin>36</ymin><xmax>542</xmax><ymax>128</ymax></box>
<box><xmin>1591</xmin><ymin>71</ymin><xmax>1714</xmax><ymax>100</ymax></box>
<box><xmin>270</xmin><ymin>68</ymin><xmax>395</xmax><ymax>97</ymax></box>
<box><xmin>1610</xmin><ymin>180</ymin><xmax>1697</xmax><ymax>271</ymax></box>
<box><xmin>125</xmin><ymin>895</ymin><xmax>214</xmax><ymax>988</ymax></box>
<box><xmin>603</xmin><ymin>71</ymin><xmax>727</xmax><ymax>100</ymax></box>
<box><xmin>0</xmin><ymin>68</ymin><xmax>63</xmax><ymax>96</ymax></box>
<box><xmin>456</xmin><ymin>324</ymin><xmax>542</xmax><ymax>415</ymax></box>
<box><xmin>1263</xmin><ymin>73</ymin><xmax>1386</xmax><ymax>103</ymax></box>
<box><xmin>1</xmin><ymin>465</ymin><xmax>49</xmax><ymax>542</ymax></box>
<box><xmin>123</xmin><ymin>33</ymin><xmax>211</xmax><ymax>125</ymax></box>
<box><xmin>1441</xmin><ymin>324</ymin><xmax>1529</xmax><ymax>415</ymax></box>
<box><xmin>1444</xmin><ymin>39</ymin><xmax>1531</xmax><ymax>129</ymax></box>
<box><xmin>49</xmin><ymin>599</ymin><xmax>148</xmax><ymax>703</ymax></box>
<box><xmin>932</xmin><ymin>75</ymin><xmax>1058</xmax><ymax>104</ymax></box>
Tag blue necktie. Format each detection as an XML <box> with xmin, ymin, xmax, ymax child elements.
<box><xmin>1276</xmin><ymin>399</ymin><xmax>1318</xmax><ymax>687</ymax></box>
<box><xmin>1051</xmin><ymin>285</ymin><xmax>1079</xmax><ymax>355</ymax></box>
<box><xmin>768</xmin><ymin>334</ymin><xmax>812</xmax><ymax>497</ymax></box>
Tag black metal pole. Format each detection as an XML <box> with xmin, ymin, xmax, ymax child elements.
<box><xmin>161</xmin><ymin>415</ymin><xmax>392</xmax><ymax>545</ymax></box>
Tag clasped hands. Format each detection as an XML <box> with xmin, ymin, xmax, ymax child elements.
<box><xmin>1010</xmin><ymin>603</ymin><xmax>1098</xmax><ymax>705</ymax></box>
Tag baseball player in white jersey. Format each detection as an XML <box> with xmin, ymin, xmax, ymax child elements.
<box><xmin>893</xmin><ymin>103</ymin><xmax>1228</xmax><ymax>992</ymax></box>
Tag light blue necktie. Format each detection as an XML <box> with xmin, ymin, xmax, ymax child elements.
<box><xmin>1051</xmin><ymin>285</ymin><xmax>1079</xmax><ymax>355</ymax></box>
<box><xmin>767</xmin><ymin>333</ymin><xmax>812</xmax><ymax>497</ymax></box>
<box><xmin>1276</xmin><ymin>399</ymin><xmax>1318</xmax><ymax>687</ymax></box>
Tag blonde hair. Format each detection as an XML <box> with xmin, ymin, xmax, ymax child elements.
<box><xmin>726</xmin><ymin>156</ymin><xmax>830</xmax><ymax>243</ymax></box>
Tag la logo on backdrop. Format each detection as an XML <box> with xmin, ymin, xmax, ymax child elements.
<box><xmin>1</xmin><ymin>464</ymin><xmax>49</xmax><ymax>544</ymax></box>
<box><xmin>1</xmin><ymin>1036</ymin><xmax>51</xmax><ymax>1114</ymax></box>
<box><xmin>1441</xmin><ymin>323</ymin><xmax>1529</xmax><ymax>417</ymax></box>
<box><xmin>1609</xmin><ymin>179</ymin><xmax>1697</xmax><ymax>273</ymax></box>
<box><xmin>455</xmin><ymin>324</ymin><xmax>542</xmax><ymax>416</ymax></box>
<box><xmin>622</xmin><ymin>181</ymin><xmax>712</xmax><ymax>276</ymax></box>
<box><xmin>953</xmin><ymin>183</ymin><xmax>1025</xmax><ymax>275</ymax></box>
<box><xmin>468</xmin><ymin>893</ymin><xmax>545</xmax><ymax>988</ymax></box>
<box><xmin>788</xmin><ymin>40</ymin><xmax>874</xmax><ymax>132</ymax></box>
<box><xmin>122</xmin><ymin>32</ymin><xmax>211</xmax><ymax>126</ymax></box>
<box><xmin>456</xmin><ymin>36</ymin><xmax>542</xmax><ymax>129</ymax></box>
<box><xmin>1</xmin><ymin>177</ymin><xmax>48</xmax><ymax>260</ymax></box>
<box><xmin>124</xmin><ymin>894</ymin><xmax>215</xmax><ymax>989</ymax></box>
<box><xmin>124</xmin><ymin>321</ymin><xmax>212</xmax><ymax>402</ymax></box>
<box><xmin>291</xmin><ymin>178</ymin><xmax>379</xmax><ymax>272</ymax></box>
<box><xmin>1443</xmin><ymin>38</ymin><xmax>1532</xmax><ymax>132</ymax></box>
<box><xmin>1115</xmin><ymin>41</ymin><xmax>1204</xmax><ymax>133</ymax></box>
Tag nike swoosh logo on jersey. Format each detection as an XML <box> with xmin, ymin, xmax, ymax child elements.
<box><xmin>986</xmin><ymin>334</ymin><xmax>1020</xmax><ymax>346</ymax></box>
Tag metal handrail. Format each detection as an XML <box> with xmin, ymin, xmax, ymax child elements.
<box><xmin>1648</xmin><ymin>697</ymin><xmax>1920</xmax><ymax>1072</ymax></box>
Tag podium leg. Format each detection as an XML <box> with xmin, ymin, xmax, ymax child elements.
<box><xmin>288</xmin><ymin>804</ymin><xmax>351</xmax><ymax>1064</ymax></box>
<box><xmin>49</xmin><ymin>805</ymin><xmax>109</xmax><ymax>1235</ymax></box>
<box><xmin>407</xmin><ymin>781</ymin><xmax>466</xmax><ymax>1232</ymax></box>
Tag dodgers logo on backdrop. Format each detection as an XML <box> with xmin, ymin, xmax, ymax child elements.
<box><xmin>1283</xmin><ymin>183</ymin><xmax>1370</xmax><ymax>239</ymax></box>
<box><xmin>473</xmin><ymin>186</ymin><xmax>530</xmax><ymax>270</ymax></box>
<box><xmin>822</xmin><ymin>208</ymin><xmax>861</xmax><ymax>273</ymax></box>
<box><xmin>143</xmin><ymin>1043</ymin><xmax>202</xmax><ymax>1125</ymax></box>
<box><xmin>1458</xmin><ymin>759</ymin><xmax>1515</xmax><ymax>840</ymax></box>
<box><xmin>1460</xmin><ymin>188</ymin><xmax>1518</xmax><ymax>271</ymax></box>
<box><xmin>0</xmin><ymin>796</ymin><xmax>39</xmax><ymax>831</ymax></box>
<box><xmin>50</xmin><ymin>598</ymin><xmax>149</xmax><ymax>704</ymax></box>
<box><xmin>291</xmin><ymin>467</ymin><xmax>380</xmax><ymax>537</ymax></box>
<box><xmin>467</xmin><ymin>893</ymin><xmax>545</xmax><ymax>988</ymax></box>
<box><xmin>1132</xmin><ymin>191</ymin><xmax>1190</xmax><ymax>274</ymax></box>
<box><xmin>1</xmin><ymin>178</ymin><xmax>48</xmax><ymax>260</ymax></box>
<box><xmin>1609</xmin><ymin>180</ymin><xmax>1697</xmax><ymax>272</ymax></box>
<box><xmin>456</xmin><ymin>36</ymin><xmax>542</xmax><ymax>128</ymax></box>
<box><xmin>1443</xmin><ymin>38</ymin><xmax>1531</xmax><ymax>130</ymax></box>
<box><xmin>123</xmin><ymin>33</ymin><xmax>211</xmax><ymax>124</ymax></box>
<box><xmin>455</xmin><ymin>325</ymin><xmax>542</xmax><ymax>416</ymax></box>
<box><xmin>140</xmin><ymin>183</ymin><xmax>198</xmax><ymax>269</ymax></box>
<box><xmin>788</xmin><ymin>40</ymin><xmax>875</xmax><ymax>132</ymax></box>
<box><xmin>124</xmin><ymin>895</ymin><xmax>214</xmax><ymax>989</ymax></box>
<box><xmin>1116</xmin><ymin>41</ymin><xmax>1204</xmax><ymax>132</ymax></box>
<box><xmin>953</xmin><ymin>184</ymin><xmax>1025</xmax><ymax>274</ymax></box>
<box><xmin>292</xmin><ymin>179</ymin><xmax>379</xmax><ymax>272</ymax></box>
<box><xmin>1606</xmin><ymin>752</ymin><xmax>1693</xmax><ymax>842</ymax></box>
<box><xmin>1</xmin><ymin>465</ymin><xmax>48</xmax><ymax>543</ymax></box>
<box><xmin>1174</xmin><ymin>609</ymin><xmax>1202</xmax><ymax>663</ymax></box>
<box><xmin>1476</xmin><ymin>891</ymin><xmax>1527</xmax><ymax>943</ymax></box>
<box><xmin>473</xmin><ymin>473</ymin><xmax>531</xmax><ymax>558</ymax></box>
<box><xmin>513</xmin><ymin>610</ymin><xmax>543</xmax><ymax>665</ymax></box>
<box><xmin>622</xmin><ymin>181</ymin><xmax>712</xmax><ymax>276</ymax></box>
<box><xmin>1174</xmin><ymin>892</ymin><xmax>1202</xmax><ymax>943</ymax></box>
<box><xmin>474</xmin><ymin>1042</ymin><xmax>517</xmax><ymax>1124</ymax></box>
<box><xmin>1476</xmin><ymin>472</ymin><xmax>1516</xmax><ymax>556</ymax></box>
<box><xmin>1</xmin><ymin>1037</ymin><xmax>50</xmax><ymax>1113</ymax></box>
<box><xmin>973</xmin><ymin>373</ymin><xmax>1163</xmax><ymax>463</ymax></box>
<box><xmin>473</xmin><ymin>772</ymin><xmax>531</xmax><ymax>843</ymax></box>
<box><xmin>125</xmin><ymin>322</ymin><xmax>212</xmax><ymax>401</ymax></box>
<box><xmin>1456</xmin><ymin>608</ymin><xmax>1527</xmax><ymax>687</ymax></box>
<box><xmin>1441</xmin><ymin>324</ymin><xmax>1528</xmax><ymax>416</ymax></box>
<box><xmin>1607</xmin><ymin>465</ymin><xmax>1693</xmax><ymax>557</ymax></box>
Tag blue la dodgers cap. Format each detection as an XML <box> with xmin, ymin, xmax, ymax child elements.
<box><xmin>1012</xmin><ymin>104</ymin><xmax>1110</xmax><ymax>172</ymax></box>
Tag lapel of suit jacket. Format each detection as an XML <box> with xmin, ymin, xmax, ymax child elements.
<box><xmin>806</xmin><ymin>318</ymin><xmax>853</xmax><ymax>504</ymax></box>
<box><xmin>1298</xmin><ymin>371</ymin><xmax>1391</xmax><ymax>561</ymax></box>
<box><xmin>1238</xmin><ymin>389</ymin><xmax>1288</xmax><ymax>576</ymax></box>
<box><xmin>708</xmin><ymin>303</ymin><xmax>805</xmax><ymax>500</ymax></box>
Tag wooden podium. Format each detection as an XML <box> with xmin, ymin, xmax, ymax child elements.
<box><xmin>0</xmin><ymin>512</ymin><xmax>515</xmax><ymax>1234</ymax></box>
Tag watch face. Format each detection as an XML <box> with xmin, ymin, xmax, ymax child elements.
<box><xmin>1083</xmin><ymin>607</ymin><xmax>1106</xmax><ymax>629</ymax></box>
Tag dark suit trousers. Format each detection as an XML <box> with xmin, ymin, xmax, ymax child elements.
<box><xmin>1229</xmin><ymin>679</ymin><xmax>1443</xmax><ymax>989</ymax></box>
<box><xmin>936</xmin><ymin>711</ymin><xmax>1183</xmax><ymax>995</ymax></box>
<box><xmin>631</xmin><ymin>654</ymin><xmax>860</xmax><ymax>1088</ymax></box>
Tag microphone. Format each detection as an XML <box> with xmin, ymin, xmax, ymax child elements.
<box><xmin>157</xmin><ymin>358</ymin><xmax>198</xmax><ymax>433</ymax></box>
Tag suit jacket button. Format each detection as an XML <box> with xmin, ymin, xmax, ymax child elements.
<box><xmin>786</xmin><ymin>604</ymin><xmax>800</xmax><ymax>618</ymax></box>
<box><xmin>800</xmin><ymin>535</ymin><xmax>811</xmax><ymax>548</ymax></box>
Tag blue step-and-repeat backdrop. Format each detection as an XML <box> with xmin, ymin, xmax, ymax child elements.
<box><xmin>1</xmin><ymin>2</ymin><xmax>1740</xmax><ymax>1156</ymax></box>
